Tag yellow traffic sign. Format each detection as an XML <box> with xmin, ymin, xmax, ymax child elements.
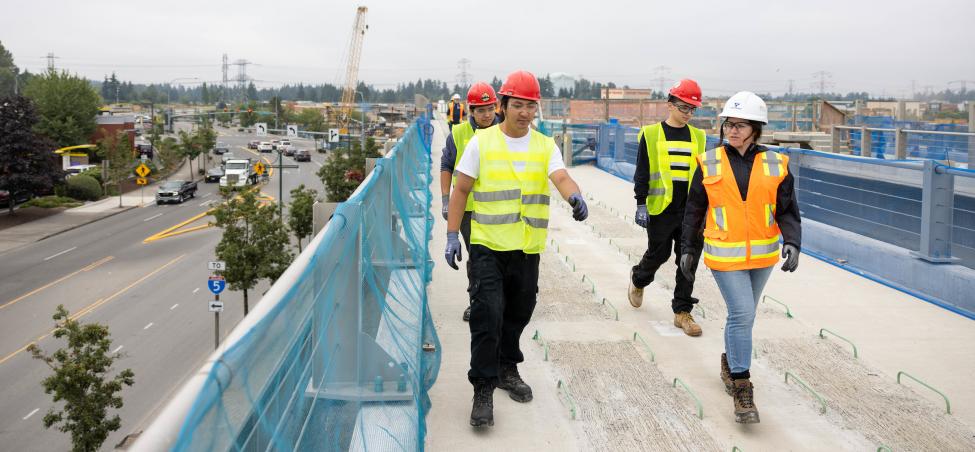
<box><xmin>254</xmin><ymin>162</ymin><xmax>266</xmax><ymax>175</ymax></box>
<box><xmin>135</xmin><ymin>163</ymin><xmax>151</xmax><ymax>178</ymax></box>
<box><xmin>136</xmin><ymin>177</ymin><xmax>148</xmax><ymax>185</ymax></box>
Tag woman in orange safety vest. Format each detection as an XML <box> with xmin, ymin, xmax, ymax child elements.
<box><xmin>679</xmin><ymin>91</ymin><xmax>801</xmax><ymax>425</ymax></box>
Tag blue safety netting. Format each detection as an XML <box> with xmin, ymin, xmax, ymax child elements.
<box><xmin>846</xmin><ymin>116</ymin><xmax>971</xmax><ymax>163</ymax></box>
<box><xmin>169</xmin><ymin>114</ymin><xmax>440</xmax><ymax>451</ymax></box>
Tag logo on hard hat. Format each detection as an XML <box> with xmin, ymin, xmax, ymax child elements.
<box><xmin>733</xmin><ymin>102</ymin><xmax>741</xmax><ymax>109</ymax></box>
<box><xmin>480</xmin><ymin>92</ymin><xmax>490</xmax><ymax>102</ymax></box>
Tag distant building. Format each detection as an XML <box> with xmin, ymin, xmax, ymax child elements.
<box><xmin>600</xmin><ymin>88</ymin><xmax>653</xmax><ymax>100</ymax></box>
<box><xmin>549</xmin><ymin>73</ymin><xmax>576</xmax><ymax>96</ymax></box>
<box><xmin>92</xmin><ymin>115</ymin><xmax>136</xmax><ymax>149</ymax></box>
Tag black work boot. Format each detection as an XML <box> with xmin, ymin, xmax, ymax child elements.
<box><xmin>720</xmin><ymin>353</ymin><xmax>733</xmax><ymax>395</ymax></box>
<box><xmin>732</xmin><ymin>379</ymin><xmax>760</xmax><ymax>424</ymax></box>
<box><xmin>497</xmin><ymin>362</ymin><xmax>533</xmax><ymax>403</ymax></box>
<box><xmin>470</xmin><ymin>378</ymin><xmax>495</xmax><ymax>427</ymax></box>
<box><xmin>463</xmin><ymin>305</ymin><xmax>471</xmax><ymax>322</ymax></box>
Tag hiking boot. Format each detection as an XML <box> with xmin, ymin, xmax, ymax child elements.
<box><xmin>497</xmin><ymin>362</ymin><xmax>533</xmax><ymax>403</ymax></box>
<box><xmin>732</xmin><ymin>379</ymin><xmax>760</xmax><ymax>424</ymax></box>
<box><xmin>463</xmin><ymin>305</ymin><xmax>471</xmax><ymax>322</ymax></box>
<box><xmin>470</xmin><ymin>378</ymin><xmax>495</xmax><ymax>427</ymax></box>
<box><xmin>674</xmin><ymin>311</ymin><xmax>702</xmax><ymax>337</ymax></box>
<box><xmin>628</xmin><ymin>269</ymin><xmax>644</xmax><ymax>308</ymax></box>
<box><xmin>720</xmin><ymin>353</ymin><xmax>733</xmax><ymax>395</ymax></box>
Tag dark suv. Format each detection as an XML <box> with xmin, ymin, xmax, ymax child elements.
<box><xmin>294</xmin><ymin>149</ymin><xmax>311</xmax><ymax>162</ymax></box>
<box><xmin>155</xmin><ymin>180</ymin><xmax>198</xmax><ymax>205</ymax></box>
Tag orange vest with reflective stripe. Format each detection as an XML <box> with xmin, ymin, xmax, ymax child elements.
<box><xmin>696</xmin><ymin>146</ymin><xmax>788</xmax><ymax>271</ymax></box>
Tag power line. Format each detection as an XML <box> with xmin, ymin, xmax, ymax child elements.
<box><xmin>45</xmin><ymin>52</ymin><xmax>59</xmax><ymax>71</ymax></box>
<box><xmin>456</xmin><ymin>58</ymin><xmax>471</xmax><ymax>88</ymax></box>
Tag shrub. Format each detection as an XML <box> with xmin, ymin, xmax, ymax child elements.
<box><xmin>22</xmin><ymin>196</ymin><xmax>84</xmax><ymax>209</ymax></box>
<box><xmin>65</xmin><ymin>175</ymin><xmax>102</xmax><ymax>201</ymax></box>
<box><xmin>80</xmin><ymin>167</ymin><xmax>103</xmax><ymax>185</ymax></box>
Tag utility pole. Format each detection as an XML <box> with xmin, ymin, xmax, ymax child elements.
<box><xmin>271</xmin><ymin>149</ymin><xmax>299</xmax><ymax>220</ymax></box>
<box><xmin>221</xmin><ymin>53</ymin><xmax>229</xmax><ymax>102</ymax></box>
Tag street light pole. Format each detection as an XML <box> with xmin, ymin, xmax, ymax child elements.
<box><xmin>356</xmin><ymin>91</ymin><xmax>367</xmax><ymax>152</ymax></box>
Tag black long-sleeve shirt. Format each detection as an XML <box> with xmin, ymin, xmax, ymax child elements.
<box><xmin>681</xmin><ymin>143</ymin><xmax>801</xmax><ymax>255</ymax></box>
<box><xmin>633</xmin><ymin>122</ymin><xmax>692</xmax><ymax>214</ymax></box>
<box><xmin>440</xmin><ymin>114</ymin><xmax>502</xmax><ymax>173</ymax></box>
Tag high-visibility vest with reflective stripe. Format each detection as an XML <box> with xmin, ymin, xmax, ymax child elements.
<box><xmin>470</xmin><ymin>126</ymin><xmax>553</xmax><ymax>254</ymax></box>
<box><xmin>639</xmin><ymin>123</ymin><xmax>706</xmax><ymax>215</ymax></box>
<box><xmin>451</xmin><ymin>121</ymin><xmax>476</xmax><ymax>211</ymax></box>
<box><xmin>447</xmin><ymin>101</ymin><xmax>465</xmax><ymax>123</ymax></box>
<box><xmin>696</xmin><ymin>146</ymin><xmax>789</xmax><ymax>271</ymax></box>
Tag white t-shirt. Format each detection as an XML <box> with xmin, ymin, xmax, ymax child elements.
<box><xmin>455</xmin><ymin>130</ymin><xmax>566</xmax><ymax>179</ymax></box>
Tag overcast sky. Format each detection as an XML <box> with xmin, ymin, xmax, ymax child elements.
<box><xmin>3</xmin><ymin>0</ymin><xmax>972</xmax><ymax>97</ymax></box>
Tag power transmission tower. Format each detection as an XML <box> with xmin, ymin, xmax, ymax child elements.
<box><xmin>221</xmin><ymin>54</ymin><xmax>229</xmax><ymax>101</ymax></box>
<box><xmin>811</xmin><ymin>71</ymin><xmax>833</xmax><ymax>95</ymax></box>
<box><xmin>233</xmin><ymin>59</ymin><xmax>252</xmax><ymax>101</ymax></box>
<box><xmin>456</xmin><ymin>58</ymin><xmax>471</xmax><ymax>88</ymax></box>
<box><xmin>788</xmin><ymin>79</ymin><xmax>795</xmax><ymax>96</ymax></box>
<box><xmin>650</xmin><ymin>65</ymin><xmax>670</xmax><ymax>97</ymax></box>
<box><xmin>948</xmin><ymin>80</ymin><xmax>974</xmax><ymax>93</ymax></box>
<box><xmin>45</xmin><ymin>52</ymin><xmax>58</xmax><ymax>71</ymax></box>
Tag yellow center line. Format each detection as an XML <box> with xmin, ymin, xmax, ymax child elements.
<box><xmin>0</xmin><ymin>254</ymin><xmax>186</xmax><ymax>366</ymax></box>
<box><xmin>0</xmin><ymin>256</ymin><xmax>115</xmax><ymax>312</ymax></box>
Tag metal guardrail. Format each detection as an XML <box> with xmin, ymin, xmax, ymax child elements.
<box><xmin>831</xmin><ymin>125</ymin><xmax>974</xmax><ymax>163</ymax></box>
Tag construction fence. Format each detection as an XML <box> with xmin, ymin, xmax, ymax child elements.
<box><xmin>135</xmin><ymin>114</ymin><xmax>440</xmax><ymax>451</ymax></box>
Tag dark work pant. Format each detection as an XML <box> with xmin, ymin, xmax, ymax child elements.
<box><xmin>460</xmin><ymin>211</ymin><xmax>472</xmax><ymax>306</ymax></box>
<box><xmin>467</xmin><ymin>244</ymin><xmax>540</xmax><ymax>383</ymax></box>
<box><xmin>630</xmin><ymin>212</ymin><xmax>702</xmax><ymax>313</ymax></box>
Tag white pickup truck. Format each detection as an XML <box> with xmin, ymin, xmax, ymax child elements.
<box><xmin>219</xmin><ymin>159</ymin><xmax>257</xmax><ymax>189</ymax></box>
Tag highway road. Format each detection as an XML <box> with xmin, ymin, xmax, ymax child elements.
<box><xmin>0</xmin><ymin>123</ymin><xmax>329</xmax><ymax>450</ymax></box>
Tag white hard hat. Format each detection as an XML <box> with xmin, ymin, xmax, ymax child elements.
<box><xmin>451</xmin><ymin>94</ymin><xmax>461</xmax><ymax>100</ymax></box>
<box><xmin>719</xmin><ymin>91</ymin><xmax>768</xmax><ymax>124</ymax></box>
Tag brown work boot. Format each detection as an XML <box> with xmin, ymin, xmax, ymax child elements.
<box><xmin>628</xmin><ymin>269</ymin><xmax>643</xmax><ymax>308</ymax></box>
<box><xmin>720</xmin><ymin>353</ymin><xmax>733</xmax><ymax>395</ymax></box>
<box><xmin>674</xmin><ymin>311</ymin><xmax>702</xmax><ymax>336</ymax></box>
<box><xmin>732</xmin><ymin>379</ymin><xmax>760</xmax><ymax>424</ymax></box>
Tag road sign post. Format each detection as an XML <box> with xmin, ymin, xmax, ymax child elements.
<box><xmin>135</xmin><ymin>164</ymin><xmax>151</xmax><ymax>207</ymax></box>
<box><xmin>208</xmin><ymin>274</ymin><xmax>226</xmax><ymax>349</ymax></box>
<box><xmin>329</xmin><ymin>128</ymin><xmax>339</xmax><ymax>143</ymax></box>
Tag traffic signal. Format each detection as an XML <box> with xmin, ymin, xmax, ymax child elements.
<box><xmin>247</xmin><ymin>108</ymin><xmax>253</xmax><ymax>113</ymax></box>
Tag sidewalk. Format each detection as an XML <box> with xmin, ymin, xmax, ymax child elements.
<box><xmin>0</xmin><ymin>160</ymin><xmax>196</xmax><ymax>255</ymax></box>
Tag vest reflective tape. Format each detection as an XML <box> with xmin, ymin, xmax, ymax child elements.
<box><xmin>523</xmin><ymin>217</ymin><xmax>549</xmax><ymax>228</ymax></box>
<box><xmin>640</xmin><ymin>124</ymin><xmax>705</xmax><ymax>215</ymax></box>
<box><xmin>703</xmin><ymin>240</ymin><xmax>747</xmax><ymax>260</ymax></box>
<box><xmin>648</xmin><ymin>172</ymin><xmax>662</xmax><ymax>181</ymax></box>
<box><xmin>648</xmin><ymin>188</ymin><xmax>666</xmax><ymax>196</ymax></box>
<box><xmin>765</xmin><ymin>204</ymin><xmax>775</xmax><ymax>227</ymax></box>
<box><xmin>750</xmin><ymin>236</ymin><xmax>781</xmax><ymax>259</ymax></box>
<box><xmin>521</xmin><ymin>194</ymin><xmax>550</xmax><ymax>205</ymax></box>
<box><xmin>451</xmin><ymin>122</ymin><xmax>476</xmax><ymax>211</ymax></box>
<box><xmin>763</xmin><ymin>151</ymin><xmax>783</xmax><ymax>177</ymax></box>
<box><xmin>712</xmin><ymin>206</ymin><xmax>727</xmax><ymax>231</ymax></box>
<box><xmin>472</xmin><ymin>212</ymin><xmax>521</xmax><ymax>225</ymax></box>
<box><xmin>473</xmin><ymin>188</ymin><xmax>521</xmax><ymax>202</ymax></box>
<box><xmin>702</xmin><ymin>149</ymin><xmax>721</xmax><ymax>177</ymax></box>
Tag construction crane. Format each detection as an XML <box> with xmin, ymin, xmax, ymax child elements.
<box><xmin>340</xmin><ymin>6</ymin><xmax>368</xmax><ymax>129</ymax></box>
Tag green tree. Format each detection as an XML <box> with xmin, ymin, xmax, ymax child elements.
<box><xmin>296</xmin><ymin>108</ymin><xmax>326</xmax><ymax>132</ymax></box>
<box><xmin>200</xmin><ymin>82</ymin><xmax>211</xmax><ymax>105</ymax></box>
<box><xmin>23</xmin><ymin>69</ymin><xmax>101</xmax><ymax>148</ymax></box>
<box><xmin>212</xmin><ymin>191</ymin><xmax>293</xmax><ymax>314</ymax></box>
<box><xmin>317</xmin><ymin>138</ymin><xmax>381</xmax><ymax>202</ymax></box>
<box><xmin>175</xmin><ymin>121</ymin><xmax>214</xmax><ymax>181</ymax></box>
<box><xmin>288</xmin><ymin>185</ymin><xmax>317</xmax><ymax>252</ymax></box>
<box><xmin>97</xmin><ymin>130</ymin><xmax>134</xmax><ymax>206</ymax></box>
<box><xmin>0</xmin><ymin>41</ymin><xmax>18</xmax><ymax>97</ymax></box>
<box><xmin>156</xmin><ymin>137</ymin><xmax>181</xmax><ymax>172</ymax></box>
<box><xmin>27</xmin><ymin>305</ymin><xmax>134</xmax><ymax>452</ymax></box>
<box><xmin>0</xmin><ymin>95</ymin><xmax>63</xmax><ymax>213</ymax></box>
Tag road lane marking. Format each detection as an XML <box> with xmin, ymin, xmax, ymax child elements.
<box><xmin>202</xmin><ymin>193</ymin><xmax>213</xmax><ymax>198</ymax></box>
<box><xmin>1</xmin><ymin>256</ymin><xmax>114</xmax><ymax>312</ymax></box>
<box><xmin>0</xmin><ymin>254</ymin><xmax>187</xmax><ymax>367</ymax></box>
<box><xmin>192</xmin><ymin>288</ymin><xmax>200</xmax><ymax>294</ymax></box>
<box><xmin>22</xmin><ymin>408</ymin><xmax>39</xmax><ymax>420</ymax></box>
<box><xmin>143</xmin><ymin>323</ymin><xmax>153</xmax><ymax>330</ymax></box>
<box><xmin>43</xmin><ymin>247</ymin><xmax>77</xmax><ymax>261</ymax></box>
<box><xmin>143</xmin><ymin>213</ymin><xmax>163</xmax><ymax>222</ymax></box>
<box><xmin>112</xmin><ymin>345</ymin><xmax>123</xmax><ymax>354</ymax></box>
<box><xmin>198</xmin><ymin>200</ymin><xmax>215</xmax><ymax>207</ymax></box>
<box><xmin>170</xmin><ymin>303</ymin><xmax>179</xmax><ymax>310</ymax></box>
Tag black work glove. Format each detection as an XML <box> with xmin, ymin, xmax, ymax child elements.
<box><xmin>567</xmin><ymin>192</ymin><xmax>588</xmax><ymax>221</ymax></box>
<box><xmin>781</xmin><ymin>244</ymin><xmax>799</xmax><ymax>272</ymax></box>
<box><xmin>679</xmin><ymin>253</ymin><xmax>696</xmax><ymax>283</ymax></box>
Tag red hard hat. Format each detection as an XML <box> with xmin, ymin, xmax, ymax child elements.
<box><xmin>498</xmin><ymin>70</ymin><xmax>541</xmax><ymax>101</ymax></box>
<box><xmin>668</xmin><ymin>79</ymin><xmax>703</xmax><ymax>107</ymax></box>
<box><xmin>467</xmin><ymin>82</ymin><xmax>498</xmax><ymax>106</ymax></box>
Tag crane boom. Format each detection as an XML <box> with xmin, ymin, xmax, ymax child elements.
<box><xmin>341</xmin><ymin>6</ymin><xmax>368</xmax><ymax>125</ymax></box>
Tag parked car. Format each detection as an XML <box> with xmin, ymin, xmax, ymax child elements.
<box><xmin>294</xmin><ymin>149</ymin><xmax>311</xmax><ymax>162</ymax></box>
<box><xmin>155</xmin><ymin>180</ymin><xmax>197</xmax><ymax>204</ymax></box>
<box><xmin>0</xmin><ymin>190</ymin><xmax>31</xmax><ymax>208</ymax></box>
<box><xmin>205</xmin><ymin>166</ymin><xmax>225</xmax><ymax>183</ymax></box>
<box><xmin>281</xmin><ymin>143</ymin><xmax>296</xmax><ymax>156</ymax></box>
<box><xmin>257</xmin><ymin>142</ymin><xmax>273</xmax><ymax>153</ymax></box>
<box><xmin>212</xmin><ymin>142</ymin><xmax>230</xmax><ymax>154</ymax></box>
<box><xmin>248</xmin><ymin>140</ymin><xmax>260</xmax><ymax>149</ymax></box>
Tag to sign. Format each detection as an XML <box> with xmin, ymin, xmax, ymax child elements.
<box><xmin>208</xmin><ymin>301</ymin><xmax>224</xmax><ymax>312</ymax></box>
<box><xmin>255</xmin><ymin>123</ymin><xmax>268</xmax><ymax>136</ymax></box>
<box><xmin>328</xmin><ymin>128</ymin><xmax>340</xmax><ymax>143</ymax></box>
<box><xmin>286</xmin><ymin>125</ymin><xmax>298</xmax><ymax>137</ymax></box>
<box><xmin>135</xmin><ymin>163</ymin><xmax>151</xmax><ymax>177</ymax></box>
<box><xmin>207</xmin><ymin>276</ymin><xmax>226</xmax><ymax>294</ymax></box>
<box><xmin>136</xmin><ymin>177</ymin><xmax>148</xmax><ymax>185</ymax></box>
<box><xmin>207</xmin><ymin>261</ymin><xmax>226</xmax><ymax>271</ymax></box>
<box><xmin>253</xmin><ymin>162</ymin><xmax>266</xmax><ymax>175</ymax></box>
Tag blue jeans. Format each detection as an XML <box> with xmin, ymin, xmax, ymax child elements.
<box><xmin>711</xmin><ymin>266</ymin><xmax>775</xmax><ymax>374</ymax></box>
